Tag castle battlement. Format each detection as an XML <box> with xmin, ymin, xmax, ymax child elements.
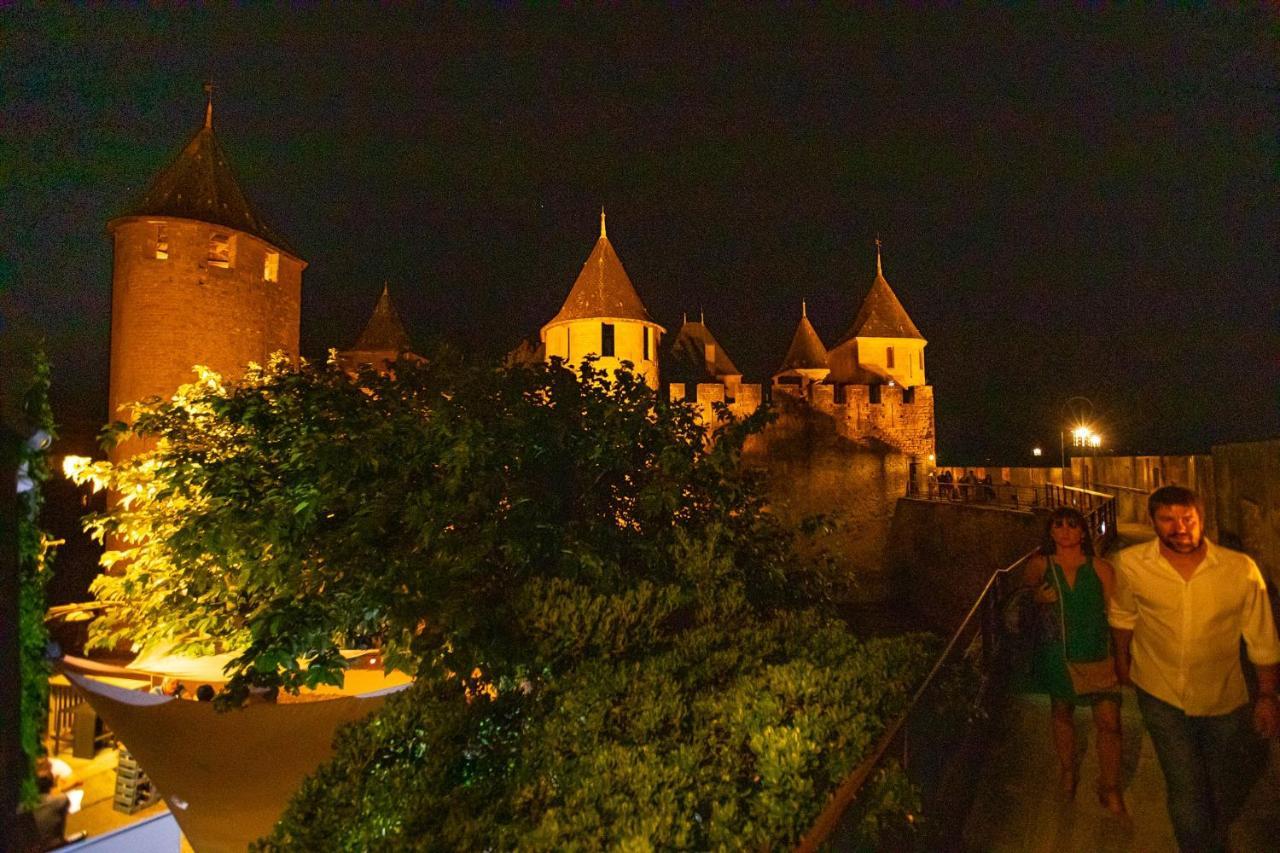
<box><xmin>771</xmin><ymin>381</ymin><xmax>935</xmax><ymax>459</ymax></box>
<box><xmin>667</xmin><ymin>377</ymin><xmax>935</xmax><ymax>461</ymax></box>
<box><xmin>668</xmin><ymin>381</ymin><xmax>763</xmax><ymax>425</ymax></box>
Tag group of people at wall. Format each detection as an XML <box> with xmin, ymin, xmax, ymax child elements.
<box><xmin>929</xmin><ymin>468</ymin><xmax>1001</xmax><ymax>502</ymax></box>
<box><xmin>1023</xmin><ymin>484</ymin><xmax>1278</xmax><ymax>852</ymax></box>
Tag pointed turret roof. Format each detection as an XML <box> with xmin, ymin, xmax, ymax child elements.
<box><xmin>833</xmin><ymin>242</ymin><xmax>923</xmax><ymax>346</ymax></box>
<box><xmin>779</xmin><ymin>302</ymin><xmax>829</xmax><ymax>371</ymax></box>
<box><xmin>351</xmin><ymin>284</ymin><xmax>413</xmax><ymax>353</ymax></box>
<box><xmin>122</xmin><ymin>91</ymin><xmax>295</xmax><ymax>254</ymax></box>
<box><xmin>667</xmin><ymin>315</ymin><xmax>741</xmax><ymax>382</ymax></box>
<box><xmin>547</xmin><ymin>209</ymin><xmax>655</xmax><ymax>326</ymax></box>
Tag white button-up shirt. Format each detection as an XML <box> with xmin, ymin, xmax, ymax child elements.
<box><xmin>1110</xmin><ymin>539</ymin><xmax>1280</xmax><ymax>716</ymax></box>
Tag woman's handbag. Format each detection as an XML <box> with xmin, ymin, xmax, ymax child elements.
<box><xmin>1048</xmin><ymin>562</ymin><xmax>1119</xmax><ymax>695</ymax></box>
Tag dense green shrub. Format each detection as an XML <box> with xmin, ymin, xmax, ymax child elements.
<box><xmin>258</xmin><ymin>616</ymin><xmax>935</xmax><ymax>851</ymax></box>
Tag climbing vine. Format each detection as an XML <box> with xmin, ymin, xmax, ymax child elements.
<box><xmin>16</xmin><ymin>351</ymin><xmax>56</xmax><ymax>806</ymax></box>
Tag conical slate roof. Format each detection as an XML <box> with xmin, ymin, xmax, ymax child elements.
<box><xmin>667</xmin><ymin>315</ymin><xmax>741</xmax><ymax>382</ymax></box>
<box><xmin>352</xmin><ymin>285</ymin><xmax>413</xmax><ymax>353</ymax></box>
<box><xmin>832</xmin><ymin>249</ymin><xmax>922</xmax><ymax>346</ymax></box>
<box><xmin>123</xmin><ymin>108</ymin><xmax>294</xmax><ymax>254</ymax></box>
<box><xmin>547</xmin><ymin>211</ymin><xmax>655</xmax><ymax>326</ymax></box>
<box><xmin>779</xmin><ymin>304</ymin><xmax>829</xmax><ymax>371</ymax></box>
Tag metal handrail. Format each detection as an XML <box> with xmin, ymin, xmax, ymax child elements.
<box><xmin>796</xmin><ymin>491</ymin><xmax>1118</xmax><ymax>850</ymax></box>
<box><xmin>1093</xmin><ymin>481</ymin><xmax>1149</xmax><ymax>495</ymax></box>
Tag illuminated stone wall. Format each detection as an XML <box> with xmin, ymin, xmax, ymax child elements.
<box><xmin>771</xmin><ymin>381</ymin><xmax>936</xmax><ymax>460</ymax></box>
<box><xmin>106</xmin><ymin>216</ymin><xmax>303</xmax><ymax>458</ymax></box>
<box><xmin>1212</xmin><ymin>439</ymin><xmax>1280</xmax><ymax>589</ymax></box>
<box><xmin>543</xmin><ymin>317</ymin><xmax>662</xmax><ymax>390</ymax></box>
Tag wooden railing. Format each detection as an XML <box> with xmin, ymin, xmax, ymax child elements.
<box><xmin>797</xmin><ymin>490</ymin><xmax>1118</xmax><ymax>850</ymax></box>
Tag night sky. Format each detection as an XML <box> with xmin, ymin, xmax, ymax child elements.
<box><xmin>4</xmin><ymin>8</ymin><xmax>1277</xmax><ymax>464</ymax></box>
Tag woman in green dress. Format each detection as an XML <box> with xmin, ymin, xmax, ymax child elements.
<box><xmin>1025</xmin><ymin>506</ymin><xmax>1127</xmax><ymax>816</ymax></box>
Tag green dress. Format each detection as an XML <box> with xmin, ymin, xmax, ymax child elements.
<box><xmin>1031</xmin><ymin>557</ymin><xmax>1115</xmax><ymax>704</ymax></box>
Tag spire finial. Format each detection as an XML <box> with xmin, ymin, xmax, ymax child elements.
<box><xmin>682</xmin><ymin>311</ymin><xmax>687</xmax><ymax>325</ymax></box>
<box><xmin>875</xmin><ymin>234</ymin><xmax>883</xmax><ymax>277</ymax></box>
<box><xmin>204</xmin><ymin>81</ymin><xmax>214</xmax><ymax>129</ymax></box>
<box><xmin>382</xmin><ymin>280</ymin><xmax>389</xmax><ymax>297</ymax></box>
<box><xmin>802</xmin><ymin>298</ymin><xmax>807</xmax><ymax>318</ymax></box>
<box><xmin>699</xmin><ymin>306</ymin><xmax>705</xmax><ymax>324</ymax></box>
<box><xmin>600</xmin><ymin>206</ymin><xmax>607</xmax><ymax>239</ymax></box>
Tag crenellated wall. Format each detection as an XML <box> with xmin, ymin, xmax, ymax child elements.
<box><xmin>668</xmin><ymin>382</ymin><xmax>763</xmax><ymax>424</ymax></box>
<box><xmin>772</xmin><ymin>381</ymin><xmax>936</xmax><ymax>460</ymax></box>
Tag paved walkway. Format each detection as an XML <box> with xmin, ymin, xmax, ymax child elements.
<box><xmin>962</xmin><ymin>523</ymin><xmax>1280</xmax><ymax>852</ymax></box>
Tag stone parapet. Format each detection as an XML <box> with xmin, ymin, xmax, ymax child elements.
<box><xmin>767</xmin><ymin>381</ymin><xmax>936</xmax><ymax>460</ymax></box>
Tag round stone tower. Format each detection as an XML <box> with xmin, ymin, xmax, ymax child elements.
<box><xmin>107</xmin><ymin>93</ymin><xmax>306</xmax><ymax>457</ymax></box>
<box><xmin>541</xmin><ymin>209</ymin><xmax>664</xmax><ymax>390</ymax></box>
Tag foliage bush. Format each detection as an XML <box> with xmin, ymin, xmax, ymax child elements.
<box><xmin>69</xmin><ymin>351</ymin><xmax>933</xmax><ymax>845</ymax></box>
<box><xmin>257</xmin><ymin>616</ymin><xmax>934</xmax><ymax>851</ymax></box>
<box><xmin>16</xmin><ymin>352</ymin><xmax>56</xmax><ymax>805</ymax></box>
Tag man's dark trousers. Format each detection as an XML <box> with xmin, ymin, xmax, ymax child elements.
<box><xmin>1136</xmin><ymin>686</ymin><xmax>1261</xmax><ymax>852</ymax></box>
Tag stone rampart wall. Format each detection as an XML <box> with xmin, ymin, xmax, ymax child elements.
<box><xmin>1212</xmin><ymin>440</ymin><xmax>1280</xmax><ymax>588</ymax></box>
<box><xmin>741</xmin><ymin>393</ymin><xmax>911</xmax><ymax>601</ymax></box>
<box><xmin>883</xmin><ymin>498</ymin><xmax>1045</xmax><ymax>633</ymax></box>
<box><xmin>1070</xmin><ymin>454</ymin><xmax>1214</xmax><ymax>530</ymax></box>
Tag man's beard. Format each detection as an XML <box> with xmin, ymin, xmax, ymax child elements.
<box><xmin>1159</xmin><ymin>531</ymin><xmax>1202</xmax><ymax>554</ymax></box>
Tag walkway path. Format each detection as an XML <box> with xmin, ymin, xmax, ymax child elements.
<box><xmin>962</xmin><ymin>523</ymin><xmax>1280</xmax><ymax>851</ymax></box>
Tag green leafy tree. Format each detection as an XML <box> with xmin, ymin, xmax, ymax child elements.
<box><xmin>70</xmin><ymin>351</ymin><xmax>928</xmax><ymax>845</ymax></box>
<box><xmin>68</xmin><ymin>352</ymin><xmax>827</xmax><ymax>699</ymax></box>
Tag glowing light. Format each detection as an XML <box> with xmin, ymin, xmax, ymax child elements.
<box><xmin>1070</xmin><ymin>424</ymin><xmax>1102</xmax><ymax>450</ymax></box>
<box><xmin>1032</xmin><ymin>447</ymin><xmax>1043</xmax><ymax>457</ymax></box>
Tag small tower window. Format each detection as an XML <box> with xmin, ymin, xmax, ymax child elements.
<box><xmin>601</xmin><ymin>323</ymin><xmax>615</xmax><ymax>357</ymax></box>
<box><xmin>154</xmin><ymin>224</ymin><xmax>169</xmax><ymax>260</ymax></box>
<box><xmin>263</xmin><ymin>251</ymin><xmax>279</xmax><ymax>282</ymax></box>
<box><xmin>886</xmin><ymin>346</ymin><xmax>895</xmax><ymax>369</ymax></box>
<box><xmin>869</xmin><ymin>384</ymin><xmax>882</xmax><ymax>404</ymax></box>
<box><xmin>208</xmin><ymin>233</ymin><xmax>233</xmax><ymax>268</ymax></box>
<box><xmin>643</xmin><ymin>327</ymin><xmax>651</xmax><ymax>361</ymax></box>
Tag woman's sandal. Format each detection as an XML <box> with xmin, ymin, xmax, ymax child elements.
<box><xmin>1057</xmin><ymin>768</ymin><xmax>1077</xmax><ymax>800</ymax></box>
<box><xmin>1097</xmin><ymin>785</ymin><xmax>1129</xmax><ymax>816</ymax></box>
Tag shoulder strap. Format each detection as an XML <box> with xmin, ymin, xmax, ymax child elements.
<box><xmin>1048</xmin><ymin>562</ymin><xmax>1069</xmax><ymax>650</ymax></box>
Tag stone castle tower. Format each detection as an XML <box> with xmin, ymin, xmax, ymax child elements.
<box><xmin>825</xmin><ymin>240</ymin><xmax>926</xmax><ymax>389</ymax></box>
<box><xmin>766</xmin><ymin>242</ymin><xmax>935</xmax><ymax>463</ymax></box>
<box><xmin>337</xmin><ymin>284</ymin><xmax>415</xmax><ymax>373</ymax></box>
<box><xmin>540</xmin><ymin>210</ymin><xmax>665</xmax><ymax>390</ymax></box>
<box><xmin>107</xmin><ymin>93</ymin><xmax>305</xmax><ymax>456</ymax></box>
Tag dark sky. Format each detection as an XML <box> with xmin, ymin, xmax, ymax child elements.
<box><xmin>4</xmin><ymin>7</ymin><xmax>1277</xmax><ymax>464</ymax></box>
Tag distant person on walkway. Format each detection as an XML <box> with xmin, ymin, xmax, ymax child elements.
<box><xmin>1025</xmin><ymin>506</ymin><xmax>1127</xmax><ymax>815</ymax></box>
<box><xmin>959</xmin><ymin>469</ymin><xmax>975</xmax><ymax>501</ymax></box>
<box><xmin>938</xmin><ymin>469</ymin><xmax>955</xmax><ymax>500</ymax></box>
<box><xmin>1111</xmin><ymin>485</ymin><xmax>1280</xmax><ymax>852</ymax></box>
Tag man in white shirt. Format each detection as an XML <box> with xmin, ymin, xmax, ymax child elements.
<box><xmin>1110</xmin><ymin>485</ymin><xmax>1280</xmax><ymax>853</ymax></box>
